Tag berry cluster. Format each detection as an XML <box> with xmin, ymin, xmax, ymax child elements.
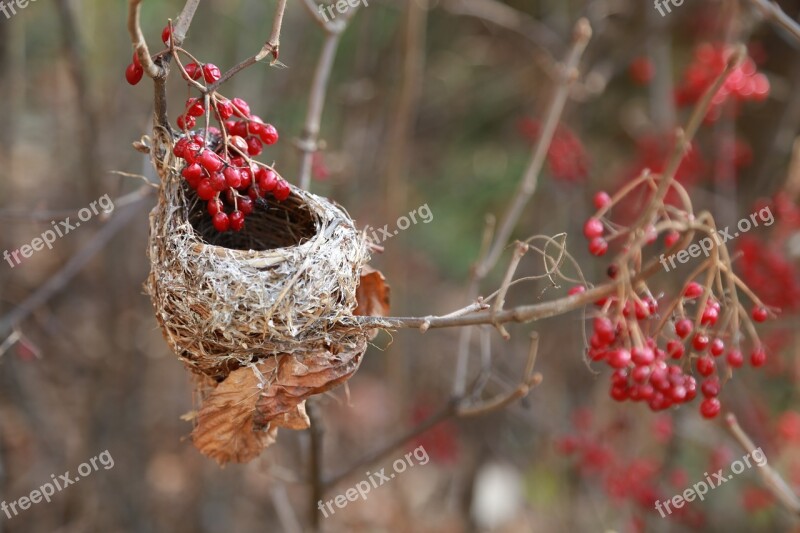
<box><xmin>583</xmin><ymin>282</ymin><xmax>771</xmax><ymax>418</ymax></box>
<box><xmin>171</xmin><ymin>95</ymin><xmax>288</xmax><ymax>233</ymax></box>
<box><xmin>578</xmin><ymin>175</ymin><xmax>776</xmax><ymax>419</ymax></box>
<box><xmin>125</xmin><ymin>25</ymin><xmax>291</xmax><ymax>233</ymax></box>
<box><xmin>675</xmin><ymin>43</ymin><xmax>770</xmax><ymax>121</ymax></box>
<box><xmin>518</xmin><ymin>118</ymin><xmax>589</xmax><ymax>183</ymax></box>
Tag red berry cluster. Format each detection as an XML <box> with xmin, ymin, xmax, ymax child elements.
<box><xmin>171</xmin><ymin>94</ymin><xmax>288</xmax><ymax>233</ymax></box>
<box><xmin>518</xmin><ymin>118</ymin><xmax>589</xmax><ymax>183</ymax></box>
<box><xmin>675</xmin><ymin>43</ymin><xmax>769</xmax><ymax>122</ymax></box>
<box><xmin>580</xmin><ymin>279</ymin><xmax>773</xmax><ymax>419</ymax></box>
<box><xmin>124</xmin><ymin>25</ymin><xmax>291</xmax><ymax>233</ymax></box>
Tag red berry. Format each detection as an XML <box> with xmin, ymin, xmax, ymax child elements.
<box><xmin>700</xmin><ymin>397</ymin><xmax>721</xmax><ymax>419</ymax></box>
<box><xmin>212</xmin><ymin>212</ymin><xmax>230</xmax><ymax>232</ymax></box>
<box><xmin>223</xmin><ymin>166</ymin><xmax>242</xmax><ymax>189</ymax></box>
<box><xmin>684</xmin><ymin>282</ymin><xmax>704</xmax><ymax>299</ymax></box>
<box><xmin>197</xmin><ymin>179</ymin><xmax>215</xmax><ymax>200</ymax></box>
<box><xmin>608</xmin><ymin>349</ymin><xmax>631</xmax><ymax>369</ymax></box>
<box><xmin>693</xmin><ymin>333</ymin><xmax>709</xmax><ymax>352</ymax></box>
<box><xmin>238</xmin><ymin>197</ymin><xmax>254</xmax><ymax>216</ymax></box>
<box><xmin>259</xmin><ymin>124</ymin><xmax>279</xmax><ymax>145</ymax></box>
<box><xmin>632</xmin><ymin>347</ymin><xmax>655</xmax><ymax>366</ymax></box>
<box><xmin>216</xmin><ymin>99</ymin><xmax>234</xmax><ymax>120</ymax></box>
<box><xmin>593</xmin><ymin>317</ymin><xmax>615</xmax><ymax>343</ymax></box>
<box><xmin>664</xmin><ymin>230</ymin><xmax>681</xmax><ymax>248</ymax></box>
<box><xmin>667</xmin><ymin>340</ymin><xmax>684</xmax><ymax>359</ymax></box>
<box><xmin>184</xmin><ymin>62</ymin><xmax>202</xmax><ymax>81</ymax></box>
<box><xmin>701</xmin><ymin>378</ymin><xmax>720</xmax><ymax>398</ymax></box>
<box><xmin>675</xmin><ymin>319</ymin><xmax>692</xmax><ymax>339</ymax></box>
<box><xmin>593</xmin><ymin>191</ymin><xmax>611</xmax><ymax>209</ymax></box>
<box><xmin>258</xmin><ymin>168</ymin><xmax>278</xmax><ymax>192</ymax></box>
<box><xmin>273</xmin><ymin>179</ymin><xmax>291</xmax><ymax>201</ymax></box>
<box><xmin>161</xmin><ymin>25</ymin><xmax>171</xmax><ymax>45</ymax></box>
<box><xmin>247</xmin><ymin>115</ymin><xmax>265</xmax><ymax>136</ymax></box>
<box><xmin>696</xmin><ymin>355</ymin><xmax>715</xmax><ymax>377</ymax></box>
<box><xmin>177</xmin><ymin>114</ymin><xmax>196</xmax><ymax>130</ymax></box>
<box><xmin>710</xmin><ymin>338</ymin><xmax>725</xmax><ymax>357</ymax></box>
<box><xmin>568</xmin><ymin>285</ymin><xmax>586</xmax><ymax>296</ymax></box>
<box><xmin>230</xmin><ymin>210</ymin><xmax>245</xmax><ymax>232</ymax></box>
<box><xmin>750</xmin><ymin>348</ymin><xmax>767</xmax><ymax>367</ymax></box>
<box><xmin>232</xmin><ymin>97</ymin><xmax>251</xmax><ymax>117</ymax></box>
<box><xmin>228</xmin><ymin>135</ymin><xmax>249</xmax><ymax>155</ymax></box>
<box><xmin>182</xmin><ymin>162</ymin><xmax>204</xmax><ymax>181</ymax></box>
<box><xmin>198</xmin><ymin>150</ymin><xmax>224</xmax><ymax>172</ymax></box>
<box><xmin>751</xmin><ymin>306</ymin><xmax>768</xmax><ymax>323</ymax></box>
<box><xmin>173</xmin><ymin>137</ymin><xmax>190</xmax><ymax>158</ymax></box>
<box><xmin>629</xmin><ymin>57</ymin><xmax>655</xmax><ymax>85</ymax></box>
<box><xmin>701</xmin><ymin>306</ymin><xmax>719</xmax><ymax>326</ymax></box>
<box><xmin>183</xmin><ymin>141</ymin><xmax>202</xmax><ymax>164</ymax></box>
<box><xmin>231</xmin><ymin>121</ymin><xmax>249</xmax><ymax>138</ymax></box>
<box><xmin>203</xmin><ymin>63</ymin><xmax>221</xmax><ymax>83</ymax></box>
<box><xmin>588</xmin><ymin>237</ymin><xmax>608</xmax><ymax>257</ymax></box>
<box><xmin>239</xmin><ymin>167</ymin><xmax>254</xmax><ymax>189</ymax></box>
<box><xmin>186</xmin><ymin>98</ymin><xmax>205</xmax><ymax>117</ymax></box>
<box><xmin>209</xmin><ymin>172</ymin><xmax>226</xmax><ymax>191</ymax></box>
<box><xmin>727</xmin><ymin>349</ymin><xmax>744</xmax><ymax>369</ymax></box>
<box><xmin>125</xmin><ymin>62</ymin><xmax>144</xmax><ymax>85</ymax></box>
<box><xmin>207</xmin><ymin>198</ymin><xmax>223</xmax><ymax>216</ymax></box>
<box><xmin>583</xmin><ymin>218</ymin><xmax>604</xmax><ymax>239</ymax></box>
<box><xmin>246</xmin><ymin>136</ymin><xmax>263</xmax><ymax>156</ymax></box>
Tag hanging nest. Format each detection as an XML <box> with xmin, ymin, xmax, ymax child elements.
<box><xmin>143</xmin><ymin>133</ymin><xmax>386</xmax><ymax>464</ymax></box>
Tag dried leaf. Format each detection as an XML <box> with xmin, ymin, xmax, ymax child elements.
<box><xmin>355</xmin><ymin>266</ymin><xmax>390</xmax><ymax>339</ymax></box>
<box><xmin>191</xmin><ymin>365</ymin><xmax>277</xmax><ymax>465</ymax></box>
<box><xmin>193</xmin><ymin>338</ymin><xmax>366</xmax><ymax>465</ymax></box>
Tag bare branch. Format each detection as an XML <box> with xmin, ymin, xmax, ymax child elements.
<box><xmin>127</xmin><ymin>0</ymin><xmax>161</xmax><ymax>78</ymax></box>
<box><xmin>475</xmin><ymin>18</ymin><xmax>591</xmax><ymax>278</ymax></box>
<box><xmin>256</xmin><ymin>0</ymin><xmax>289</xmax><ymax>62</ymax></box>
<box><xmin>747</xmin><ymin>0</ymin><xmax>800</xmax><ymax>43</ymax></box>
<box><xmin>725</xmin><ymin>413</ymin><xmax>800</xmax><ymax>516</ymax></box>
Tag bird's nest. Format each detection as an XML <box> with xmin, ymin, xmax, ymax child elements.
<box><xmin>143</xmin><ymin>134</ymin><xmax>378</xmax><ymax>464</ymax></box>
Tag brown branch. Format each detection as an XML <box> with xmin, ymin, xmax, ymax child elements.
<box><xmin>475</xmin><ymin>19</ymin><xmax>591</xmax><ymax>278</ymax></box>
<box><xmin>127</xmin><ymin>0</ymin><xmax>161</xmax><ymax>79</ymax></box>
<box><xmin>307</xmin><ymin>400</ymin><xmax>324</xmax><ymax>530</ymax></box>
<box><xmin>256</xmin><ymin>0</ymin><xmax>289</xmax><ymax>62</ymax></box>
<box><xmin>725</xmin><ymin>413</ymin><xmax>800</xmax><ymax>516</ymax></box>
<box><xmin>747</xmin><ymin>0</ymin><xmax>800</xmax><ymax>43</ymax></box>
<box><xmin>297</xmin><ymin>32</ymin><xmax>343</xmax><ymax>189</ymax></box>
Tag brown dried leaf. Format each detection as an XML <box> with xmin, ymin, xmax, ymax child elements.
<box><xmin>192</xmin><ymin>365</ymin><xmax>277</xmax><ymax>465</ymax></box>
<box><xmin>193</xmin><ymin>338</ymin><xmax>367</xmax><ymax>464</ymax></box>
<box><xmin>354</xmin><ymin>266</ymin><xmax>390</xmax><ymax>317</ymax></box>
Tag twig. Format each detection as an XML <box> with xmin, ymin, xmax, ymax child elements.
<box><xmin>476</xmin><ymin>18</ymin><xmax>592</xmax><ymax>278</ymax></box>
<box><xmin>490</xmin><ymin>241</ymin><xmax>529</xmax><ymax>339</ymax></box>
<box><xmin>307</xmin><ymin>400</ymin><xmax>324</xmax><ymax>531</ymax></box>
<box><xmin>725</xmin><ymin>413</ymin><xmax>800</xmax><ymax>515</ymax></box>
<box><xmin>256</xmin><ymin>0</ymin><xmax>289</xmax><ymax>62</ymax></box>
<box><xmin>747</xmin><ymin>0</ymin><xmax>800</xmax><ymax>43</ymax></box>
<box><xmin>297</xmin><ymin>32</ymin><xmax>343</xmax><ymax>189</ymax></box>
<box><xmin>127</xmin><ymin>0</ymin><xmax>161</xmax><ymax>78</ymax></box>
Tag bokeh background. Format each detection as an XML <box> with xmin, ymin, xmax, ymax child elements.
<box><xmin>0</xmin><ymin>0</ymin><xmax>799</xmax><ymax>531</ymax></box>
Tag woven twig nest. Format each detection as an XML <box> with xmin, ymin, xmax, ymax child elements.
<box><xmin>143</xmin><ymin>135</ymin><xmax>381</xmax><ymax>463</ymax></box>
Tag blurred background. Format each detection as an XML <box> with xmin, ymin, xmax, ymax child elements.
<box><xmin>0</xmin><ymin>0</ymin><xmax>799</xmax><ymax>531</ymax></box>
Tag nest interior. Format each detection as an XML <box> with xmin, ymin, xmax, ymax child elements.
<box><xmin>145</xmin><ymin>141</ymin><xmax>371</xmax><ymax>381</ymax></box>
